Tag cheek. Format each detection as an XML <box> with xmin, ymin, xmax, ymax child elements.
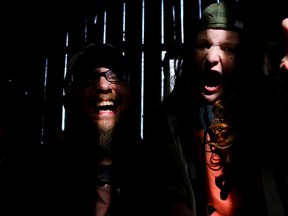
<box><xmin>78</xmin><ymin>89</ymin><xmax>91</xmax><ymax>103</ymax></box>
<box><xmin>74</xmin><ymin>89</ymin><xmax>93</xmax><ymax>114</ymax></box>
<box><xmin>67</xmin><ymin>89</ymin><xmax>90</xmax><ymax>109</ymax></box>
<box><xmin>114</xmin><ymin>85</ymin><xmax>131</xmax><ymax>110</ymax></box>
<box><xmin>194</xmin><ymin>51</ymin><xmax>206</xmax><ymax>68</ymax></box>
<box><xmin>221</xmin><ymin>55</ymin><xmax>237</xmax><ymax>73</ymax></box>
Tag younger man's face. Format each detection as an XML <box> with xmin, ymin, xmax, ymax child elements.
<box><xmin>193</xmin><ymin>28</ymin><xmax>240</xmax><ymax>103</ymax></box>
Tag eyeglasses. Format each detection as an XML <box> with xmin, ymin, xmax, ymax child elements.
<box><xmin>86</xmin><ymin>69</ymin><xmax>129</xmax><ymax>84</ymax></box>
<box><xmin>68</xmin><ymin>69</ymin><xmax>130</xmax><ymax>89</ymax></box>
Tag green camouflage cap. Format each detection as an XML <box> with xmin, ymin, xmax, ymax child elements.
<box><xmin>200</xmin><ymin>1</ymin><xmax>244</xmax><ymax>32</ymax></box>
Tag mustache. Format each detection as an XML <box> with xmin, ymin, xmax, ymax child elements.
<box><xmin>88</xmin><ymin>94</ymin><xmax>119</xmax><ymax>108</ymax></box>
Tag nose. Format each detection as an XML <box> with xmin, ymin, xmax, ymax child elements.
<box><xmin>203</xmin><ymin>46</ymin><xmax>220</xmax><ymax>69</ymax></box>
<box><xmin>96</xmin><ymin>76</ymin><xmax>112</xmax><ymax>90</ymax></box>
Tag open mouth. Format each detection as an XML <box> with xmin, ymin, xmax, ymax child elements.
<box><xmin>202</xmin><ymin>70</ymin><xmax>222</xmax><ymax>87</ymax></box>
<box><xmin>95</xmin><ymin>101</ymin><xmax>116</xmax><ymax>112</ymax></box>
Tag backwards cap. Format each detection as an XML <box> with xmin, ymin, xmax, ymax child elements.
<box><xmin>199</xmin><ymin>1</ymin><xmax>244</xmax><ymax>32</ymax></box>
<box><xmin>64</xmin><ymin>43</ymin><xmax>129</xmax><ymax>94</ymax></box>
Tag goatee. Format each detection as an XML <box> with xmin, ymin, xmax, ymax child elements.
<box><xmin>96</xmin><ymin>120</ymin><xmax>114</xmax><ymax>162</ymax></box>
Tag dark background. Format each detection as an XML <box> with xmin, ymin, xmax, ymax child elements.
<box><xmin>1</xmin><ymin>0</ymin><xmax>287</xmax><ymax>152</ymax></box>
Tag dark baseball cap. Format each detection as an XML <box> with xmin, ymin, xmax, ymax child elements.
<box><xmin>199</xmin><ymin>1</ymin><xmax>244</xmax><ymax>32</ymax></box>
<box><xmin>64</xmin><ymin>43</ymin><xmax>129</xmax><ymax>94</ymax></box>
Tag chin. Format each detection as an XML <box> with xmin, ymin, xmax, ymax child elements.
<box><xmin>202</xmin><ymin>94</ymin><xmax>219</xmax><ymax>104</ymax></box>
<box><xmin>202</xmin><ymin>88</ymin><xmax>224</xmax><ymax>103</ymax></box>
<box><xmin>95</xmin><ymin>118</ymin><xmax>117</xmax><ymax>131</ymax></box>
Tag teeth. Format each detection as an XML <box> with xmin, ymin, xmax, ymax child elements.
<box><xmin>97</xmin><ymin>101</ymin><xmax>114</xmax><ymax>107</ymax></box>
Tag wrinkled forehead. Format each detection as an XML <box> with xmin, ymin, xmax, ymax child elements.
<box><xmin>196</xmin><ymin>28</ymin><xmax>240</xmax><ymax>44</ymax></box>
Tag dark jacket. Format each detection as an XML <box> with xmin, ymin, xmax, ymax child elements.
<box><xmin>41</xmin><ymin>112</ymin><xmax>145</xmax><ymax>216</ymax></box>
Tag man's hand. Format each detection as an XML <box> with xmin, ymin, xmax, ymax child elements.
<box><xmin>280</xmin><ymin>18</ymin><xmax>288</xmax><ymax>72</ymax></box>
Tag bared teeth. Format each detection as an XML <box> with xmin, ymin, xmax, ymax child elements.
<box><xmin>97</xmin><ymin>101</ymin><xmax>114</xmax><ymax>107</ymax></box>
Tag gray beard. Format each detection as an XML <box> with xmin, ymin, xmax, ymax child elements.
<box><xmin>98</xmin><ymin>128</ymin><xmax>113</xmax><ymax>150</ymax></box>
<box><xmin>96</xmin><ymin>121</ymin><xmax>114</xmax><ymax>163</ymax></box>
